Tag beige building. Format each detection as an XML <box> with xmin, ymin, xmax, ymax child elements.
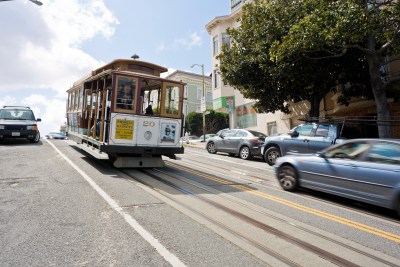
<box><xmin>165</xmin><ymin>70</ymin><xmax>212</xmax><ymax>117</ymax></box>
<box><xmin>206</xmin><ymin>0</ymin><xmax>400</xmax><ymax>137</ymax></box>
<box><xmin>206</xmin><ymin>0</ymin><xmax>287</xmax><ymax>136</ymax></box>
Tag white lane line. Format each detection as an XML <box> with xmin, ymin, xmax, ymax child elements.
<box><xmin>46</xmin><ymin>140</ymin><xmax>186</xmax><ymax>267</ymax></box>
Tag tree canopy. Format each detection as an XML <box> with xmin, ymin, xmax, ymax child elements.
<box><xmin>185</xmin><ymin>110</ymin><xmax>228</xmax><ymax>136</ymax></box>
<box><xmin>218</xmin><ymin>0</ymin><xmax>400</xmax><ymax>137</ymax></box>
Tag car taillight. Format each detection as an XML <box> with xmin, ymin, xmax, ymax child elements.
<box><xmin>252</xmin><ymin>137</ymin><xmax>260</xmax><ymax>144</ymax></box>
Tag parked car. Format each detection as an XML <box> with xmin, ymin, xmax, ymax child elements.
<box><xmin>0</xmin><ymin>106</ymin><xmax>41</xmax><ymax>143</ymax></box>
<box><xmin>206</xmin><ymin>129</ymin><xmax>267</xmax><ymax>160</ymax></box>
<box><xmin>199</xmin><ymin>134</ymin><xmax>217</xmax><ymax>142</ymax></box>
<box><xmin>180</xmin><ymin>135</ymin><xmax>200</xmax><ymax>143</ymax></box>
<box><xmin>261</xmin><ymin>122</ymin><xmax>374</xmax><ymax>166</ymax></box>
<box><xmin>274</xmin><ymin>139</ymin><xmax>400</xmax><ymax>215</ymax></box>
<box><xmin>46</xmin><ymin>132</ymin><xmax>68</xmax><ymax>140</ymax></box>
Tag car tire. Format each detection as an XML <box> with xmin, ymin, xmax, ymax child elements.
<box><xmin>264</xmin><ymin>146</ymin><xmax>280</xmax><ymax>166</ymax></box>
<box><xmin>396</xmin><ymin>196</ymin><xmax>400</xmax><ymax>218</ymax></box>
<box><xmin>239</xmin><ymin>146</ymin><xmax>251</xmax><ymax>160</ymax></box>
<box><xmin>277</xmin><ymin>165</ymin><xmax>298</xmax><ymax>191</ymax></box>
<box><xmin>206</xmin><ymin>142</ymin><xmax>217</xmax><ymax>154</ymax></box>
<box><xmin>30</xmin><ymin>132</ymin><xmax>40</xmax><ymax>143</ymax></box>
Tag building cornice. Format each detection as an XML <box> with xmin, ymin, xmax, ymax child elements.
<box><xmin>205</xmin><ymin>10</ymin><xmax>243</xmax><ymax>34</ymax></box>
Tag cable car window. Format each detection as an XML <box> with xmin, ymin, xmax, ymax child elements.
<box><xmin>164</xmin><ymin>84</ymin><xmax>180</xmax><ymax>116</ymax></box>
<box><xmin>115</xmin><ymin>76</ymin><xmax>137</xmax><ymax>111</ymax></box>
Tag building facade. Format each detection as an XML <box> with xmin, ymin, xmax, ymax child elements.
<box><xmin>206</xmin><ymin>0</ymin><xmax>286</xmax><ymax>136</ymax></box>
<box><xmin>206</xmin><ymin>0</ymin><xmax>400</xmax><ymax>137</ymax></box>
<box><xmin>165</xmin><ymin>70</ymin><xmax>212</xmax><ymax>117</ymax></box>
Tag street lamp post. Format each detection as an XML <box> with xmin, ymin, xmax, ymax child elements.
<box><xmin>191</xmin><ymin>63</ymin><xmax>206</xmax><ymax>142</ymax></box>
<box><xmin>0</xmin><ymin>0</ymin><xmax>43</xmax><ymax>5</ymax></box>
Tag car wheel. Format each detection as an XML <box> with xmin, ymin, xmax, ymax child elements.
<box><xmin>30</xmin><ymin>132</ymin><xmax>40</xmax><ymax>143</ymax></box>
<box><xmin>277</xmin><ymin>165</ymin><xmax>298</xmax><ymax>191</ymax></box>
<box><xmin>206</xmin><ymin>142</ymin><xmax>217</xmax><ymax>154</ymax></box>
<box><xmin>264</xmin><ymin>146</ymin><xmax>280</xmax><ymax>166</ymax></box>
<box><xmin>396</xmin><ymin>196</ymin><xmax>400</xmax><ymax>218</ymax></box>
<box><xmin>239</xmin><ymin>146</ymin><xmax>251</xmax><ymax>160</ymax></box>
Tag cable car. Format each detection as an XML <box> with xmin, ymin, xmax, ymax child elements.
<box><xmin>66</xmin><ymin>59</ymin><xmax>184</xmax><ymax>167</ymax></box>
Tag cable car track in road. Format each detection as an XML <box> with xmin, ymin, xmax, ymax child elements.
<box><xmin>177</xmin><ymin>151</ymin><xmax>400</xmax><ymax>224</ymax></box>
<box><xmin>176</xmin><ymin>152</ymin><xmax>278</xmax><ymax>186</ymax></box>
<box><xmin>121</xmin><ymin>166</ymin><xmax>400</xmax><ymax>267</ymax></box>
<box><xmin>166</xmin><ymin>161</ymin><xmax>400</xmax><ymax>242</ymax></box>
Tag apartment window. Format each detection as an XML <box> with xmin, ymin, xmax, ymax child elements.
<box><xmin>184</xmin><ymin>85</ymin><xmax>188</xmax><ymax>98</ymax></box>
<box><xmin>267</xmin><ymin>121</ymin><xmax>277</xmax><ymax>136</ymax></box>
<box><xmin>222</xmin><ymin>33</ymin><xmax>230</xmax><ymax>49</ymax></box>
<box><xmin>196</xmin><ymin>106</ymin><xmax>201</xmax><ymax>113</ymax></box>
<box><xmin>197</xmin><ymin>86</ymin><xmax>202</xmax><ymax>100</ymax></box>
<box><xmin>213</xmin><ymin>70</ymin><xmax>220</xmax><ymax>89</ymax></box>
<box><xmin>206</xmin><ymin>92</ymin><xmax>212</xmax><ymax>102</ymax></box>
<box><xmin>213</xmin><ymin>35</ymin><xmax>219</xmax><ymax>56</ymax></box>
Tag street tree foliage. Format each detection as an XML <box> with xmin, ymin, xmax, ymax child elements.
<box><xmin>218</xmin><ymin>0</ymin><xmax>400</xmax><ymax>138</ymax></box>
<box><xmin>185</xmin><ymin>110</ymin><xmax>229</xmax><ymax>136</ymax></box>
<box><xmin>270</xmin><ymin>0</ymin><xmax>400</xmax><ymax>138</ymax></box>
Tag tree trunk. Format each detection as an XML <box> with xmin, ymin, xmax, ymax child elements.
<box><xmin>366</xmin><ymin>53</ymin><xmax>392</xmax><ymax>138</ymax></box>
<box><xmin>308</xmin><ymin>92</ymin><xmax>321</xmax><ymax>119</ymax></box>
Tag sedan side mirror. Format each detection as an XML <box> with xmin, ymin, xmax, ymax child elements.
<box><xmin>287</xmin><ymin>129</ymin><xmax>299</xmax><ymax>137</ymax></box>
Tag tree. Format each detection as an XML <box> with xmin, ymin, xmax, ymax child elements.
<box><xmin>204</xmin><ymin>110</ymin><xmax>229</xmax><ymax>134</ymax></box>
<box><xmin>271</xmin><ymin>0</ymin><xmax>400</xmax><ymax>138</ymax></box>
<box><xmin>218</xmin><ymin>0</ymin><xmax>372</xmax><ymax>120</ymax></box>
<box><xmin>184</xmin><ymin>110</ymin><xmax>228</xmax><ymax>136</ymax></box>
<box><xmin>185</xmin><ymin>112</ymin><xmax>202</xmax><ymax>135</ymax></box>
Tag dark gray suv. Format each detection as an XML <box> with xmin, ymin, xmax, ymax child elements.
<box><xmin>261</xmin><ymin>122</ymin><xmax>374</xmax><ymax>165</ymax></box>
<box><xmin>0</xmin><ymin>106</ymin><xmax>41</xmax><ymax>143</ymax></box>
<box><xmin>206</xmin><ymin>129</ymin><xmax>267</xmax><ymax>160</ymax></box>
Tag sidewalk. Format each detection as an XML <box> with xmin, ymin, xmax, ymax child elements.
<box><xmin>181</xmin><ymin>141</ymin><xmax>206</xmax><ymax>150</ymax></box>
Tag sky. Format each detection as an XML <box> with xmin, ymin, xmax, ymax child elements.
<box><xmin>0</xmin><ymin>0</ymin><xmax>230</xmax><ymax>136</ymax></box>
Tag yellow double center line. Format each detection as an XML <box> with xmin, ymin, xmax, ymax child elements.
<box><xmin>166</xmin><ymin>162</ymin><xmax>400</xmax><ymax>243</ymax></box>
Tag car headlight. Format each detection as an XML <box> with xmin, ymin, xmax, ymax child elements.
<box><xmin>0</xmin><ymin>125</ymin><xmax>4</xmax><ymax>130</ymax></box>
<box><xmin>27</xmin><ymin>125</ymin><xmax>39</xmax><ymax>131</ymax></box>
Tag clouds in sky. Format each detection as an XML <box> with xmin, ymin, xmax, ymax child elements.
<box><xmin>0</xmin><ymin>0</ymin><xmax>119</xmax><ymax>134</ymax></box>
<box><xmin>157</xmin><ymin>31</ymin><xmax>204</xmax><ymax>52</ymax></box>
<box><xmin>0</xmin><ymin>0</ymin><xmax>119</xmax><ymax>94</ymax></box>
<box><xmin>0</xmin><ymin>0</ymin><xmax>217</xmax><ymax>136</ymax></box>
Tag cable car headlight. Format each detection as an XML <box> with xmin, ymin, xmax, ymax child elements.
<box><xmin>144</xmin><ymin>131</ymin><xmax>152</xmax><ymax>140</ymax></box>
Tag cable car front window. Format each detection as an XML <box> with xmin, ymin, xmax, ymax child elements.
<box><xmin>164</xmin><ymin>84</ymin><xmax>180</xmax><ymax>115</ymax></box>
<box><xmin>115</xmin><ymin>76</ymin><xmax>136</xmax><ymax>111</ymax></box>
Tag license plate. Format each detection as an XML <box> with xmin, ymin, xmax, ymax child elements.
<box><xmin>12</xmin><ymin>132</ymin><xmax>20</xmax><ymax>137</ymax></box>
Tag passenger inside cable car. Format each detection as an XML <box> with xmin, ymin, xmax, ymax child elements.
<box><xmin>116</xmin><ymin>83</ymin><xmax>134</xmax><ymax>110</ymax></box>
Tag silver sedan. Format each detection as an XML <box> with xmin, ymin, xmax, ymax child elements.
<box><xmin>274</xmin><ymin>139</ymin><xmax>400</xmax><ymax>216</ymax></box>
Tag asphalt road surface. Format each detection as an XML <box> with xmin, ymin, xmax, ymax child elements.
<box><xmin>1</xmin><ymin>138</ymin><xmax>399</xmax><ymax>266</ymax></box>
